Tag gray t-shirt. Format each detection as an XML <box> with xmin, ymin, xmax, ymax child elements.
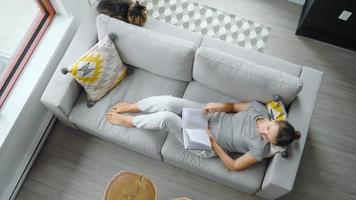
<box><xmin>209</xmin><ymin>101</ymin><xmax>270</xmax><ymax>161</ymax></box>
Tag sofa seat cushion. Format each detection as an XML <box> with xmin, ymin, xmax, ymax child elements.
<box><xmin>96</xmin><ymin>14</ymin><xmax>198</xmax><ymax>82</ymax></box>
<box><xmin>160</xmin><ymin>81</ymin><xmax>269</xmax><ymax>193</ymax></box>
<box><xmin>69</xmin><ymin>67</ymin><xmax>188</xmax><ymax>160</ymax></box>
<box><xmin>193</xmin><ymin>47</ymin><xmax>303</xmax><ymax>105</ymax></box>
<box><xmin>162</xmin><ymin>134</ymin><xmax>268</xmax><ymax>194</ymax></box>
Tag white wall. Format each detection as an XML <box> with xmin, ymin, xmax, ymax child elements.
<box><xmin>0</xmin><ymin>0</ymin><xmax>91</xmax><ymax>199</ymax></box>
<box><xmin>52</xmin><ymin>0</ymin><xmax>91</xmax><ymax>26</ymax></box>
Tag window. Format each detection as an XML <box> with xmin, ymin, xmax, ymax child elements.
<box><xmin>0</xmin><ymin>0</ymin><xmax>55</xmax><ymax>107</ymax></box>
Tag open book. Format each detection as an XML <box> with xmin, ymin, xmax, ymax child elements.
<box><xmin>182</xmin><ymin>108</ymin><xmax>211</xmax><ymax>150</ymax></box>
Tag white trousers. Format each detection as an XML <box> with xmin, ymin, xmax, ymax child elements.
<box><xmin>133</xmin><ymin>95</ymin><xmax>204</xmax><ymax>144</ymax></box>
<box><xmin>132</xmin><ymin>95</ymin><xmax>217</xmax><ymax>158</ymax></box>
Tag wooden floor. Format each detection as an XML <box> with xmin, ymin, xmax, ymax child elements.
<box><xmin>16</xmin><ymin>0</ymin><xmax>356</xmax><ymax>199</ymax></box>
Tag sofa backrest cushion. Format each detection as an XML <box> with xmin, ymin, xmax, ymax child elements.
<box><xmin>193</xmin><ymin>47</ymin><xmax>303</xmax><ymax>105</ymax></box>
<box><xmin>201</xmin><ymin>37</ymin><xmax>302</xmax><ymax>77</ymax></box>
<box><xmin>143</xmin><ymin>18</ymin><xmax>202</xmax><ymax>47</ymax></box>
<box><xmin>96</xmin><ymin>14</ymin><xmax>197</xmax><ymax>82</ymax></box>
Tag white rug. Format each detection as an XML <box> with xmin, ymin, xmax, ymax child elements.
<box><xmin>140</xmin><ymin>0</ymin><xmax>271</xmax><ymax>52</ymax></box>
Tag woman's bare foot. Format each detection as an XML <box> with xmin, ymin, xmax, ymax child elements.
<box><xmin>107</xmin><ymin>111</ymin><xmax>134</xmax><ymax>127</ymax></box>
<box><xmin>110</xmin><ymin>102</ymin><xmax>140</xmax><ymax>113</ymax></box>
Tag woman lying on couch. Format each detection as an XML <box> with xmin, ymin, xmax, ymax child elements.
<box><xmin>106</xmin><ymin>95</ymin><xmax>301</xmax><ymax>171</ymax></box>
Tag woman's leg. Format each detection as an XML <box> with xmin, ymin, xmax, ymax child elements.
<box><xmin>111</xmin><ymin>95</ymin><xmax>204</xmax><ymax>115</ymax></box>
<box><xmin>107</xmin><ymin>111</ymin><xmax>217</xmax><ymax>158</ymax></box>
<box><xmin>136</xmin><ymin>95</ymin><xmax>204</xmax><ymax>115</ymax></box>
<box><xmin>107</xmin><ymin>110</ymin><xmax>185</xmax><ymax>145</ymax></box>
<box><xmin>133</xmin><ymin>111</ymin><xmax>184</xmax><ymax>144</ymax></box>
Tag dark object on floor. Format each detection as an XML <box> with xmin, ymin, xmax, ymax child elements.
<box><xmin>97</xmin><ymin>0</ymin><xmax>148</xmax><ymax>26</ymax></box>
<box><xmin>296</xmin><ymin>0</ymin><xmax>356</xmax><ymax>51</ymax></box>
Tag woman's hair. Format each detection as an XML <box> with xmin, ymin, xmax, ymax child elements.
<box><xmin>275</xmin><ymin>120</ymin><xmax>301</xmax><ymax>146</ymax></box>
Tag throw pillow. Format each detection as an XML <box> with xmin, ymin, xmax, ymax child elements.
<box><xmin>266</xmin><ymin>96</ymin><xmax>287</xmax><ymax>121</ymax></box>
<box><xmin>265</xmin><ymin>95</ymin><xmax>288</xmax><ymax>158</ymax></box>
<box><xmin>62</xmin><ymin>33</ymin><xmax>127</xmax><ymax>107</ymax></box>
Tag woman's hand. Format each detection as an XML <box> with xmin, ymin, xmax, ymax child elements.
<box><xmin>202</xmin><ymin>103</ymin><xmax>224</xmax><ymax>113</ymax></box>
<box><xmin>206</xmin><ymin>128</ymin><xmax>216</xmax><ymax>145</ymax></box>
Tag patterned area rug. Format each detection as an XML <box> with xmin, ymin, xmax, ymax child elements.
<box><xmin>140</xmin><ymin>0</ymin><xmax>271</xmax><ymax>52</ymax></box>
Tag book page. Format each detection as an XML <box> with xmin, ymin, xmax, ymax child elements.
<box><xmin>186</xmin><ymin>129</ymin><xmax>211</xmax><ymax>146</ymax></box>
<box><xmin>183</xmin><ymin>129</ymin><xmax>189</xmax><ymax>149</ymax></box>
<box><xmin>185</xmin><ymin>129</ymin><xmax>211</xmax><ymax>150</ymax></box>
<box><xmin>182</xmin><ymin>108</ymin><xmax>208</xmax><ymax>129</ymax></box>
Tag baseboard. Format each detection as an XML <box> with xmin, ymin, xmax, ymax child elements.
<box><xmin>2</xmin><ymin>112</ymin><xmax>56</xmax><ymax>200</ymax></box>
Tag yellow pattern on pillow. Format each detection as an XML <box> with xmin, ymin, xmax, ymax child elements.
<box><xmin>71</xmin><ymin>53</ymin><xmax>103</xmax><ymax>84</ymax></box>
<box><xmin>266</xmin><ymin>100</ymin><xmax>287</xmax><ymax>121</ymax></box>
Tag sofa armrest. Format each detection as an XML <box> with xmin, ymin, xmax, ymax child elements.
<box><xmin>256</xmin><ymin>66</ymin><xmax>323</xmax><ymax>200</ymax></box>
<box><xmin>41</xmin><ymin>6</ymin><xmax>99</xmax><ymax>128</ymax></box>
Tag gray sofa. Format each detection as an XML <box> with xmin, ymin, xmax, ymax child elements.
<box><xmin>41</xmin><ymin>5</ymin><xmax>323</xmax><ymax>200</ymax></box>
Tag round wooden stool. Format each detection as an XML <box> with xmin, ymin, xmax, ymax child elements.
<box><xmin>104</xmin><ymin>171</ymin><xmax>157</xmax><ymax>200</ymax></box>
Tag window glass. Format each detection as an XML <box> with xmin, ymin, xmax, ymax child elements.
<box><xmin>0</xmin><ymin>0</ymin><xmax>39</xmax><ymax>77</ymax></box>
